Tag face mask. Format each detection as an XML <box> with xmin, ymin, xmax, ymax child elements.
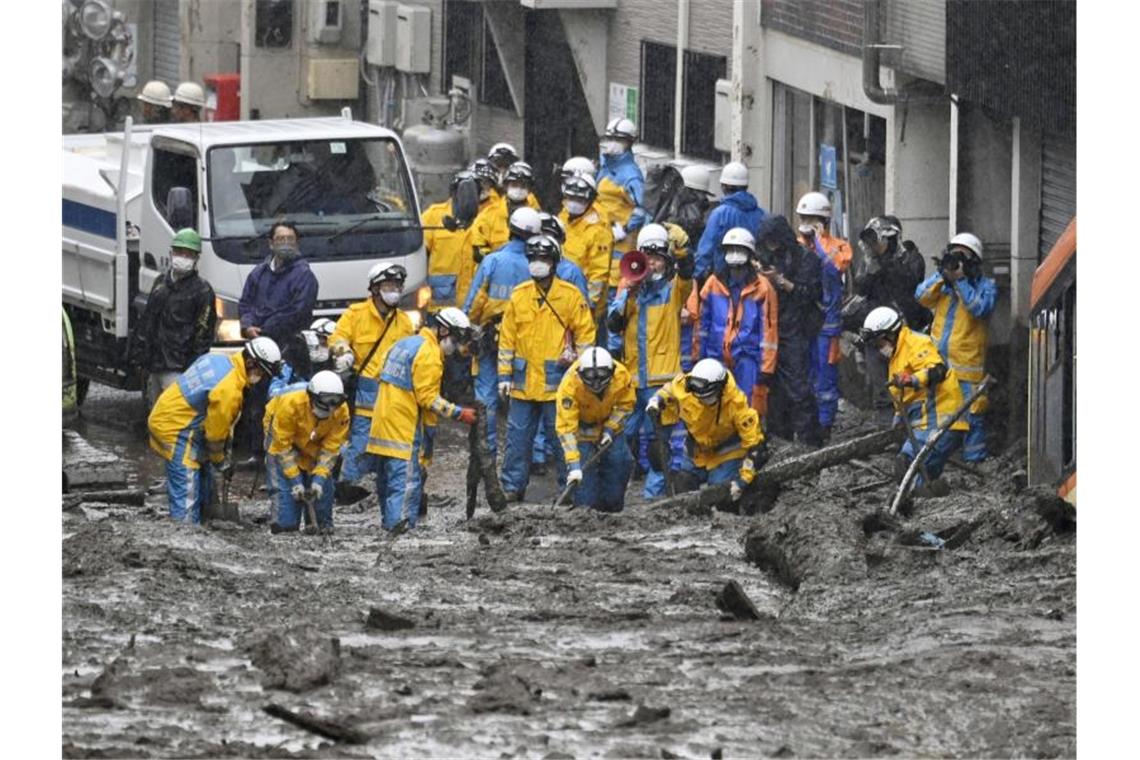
<box><xmin>312</xmin><ymin>404</ymin><xmax>332</xmax><ymax>419</ymax></box>
<box><xmin>879</xmin><ymin>342</ymin><xmax>894</xmax><ymax>360</ymax></box>
<box><xmin>273</xmin><ymin>243</ymin><xmax>299</xmax><ymax>261</ymax></box>
<box><xmin>697</xmin><ymin>394</ymin><xmax>718</xmax><ymax>406</ymax></box>
<box><xmin>565</xmin><ymin>199</ymin><xmax>588</xmax><ymax>217</ymax></box>
<box><xmin>380</xmin><ymin>290</ymin><xmax>401</xmax><ymax>307</ymax></box>
<box><xmin>724</xmin><ymin>251</ymin><xmax>749</xmax><ymax>267</ymax></box>
<box><xmin>440</xmin><ymin>336</ymin><xmax>458</xmax><ymax>356</ymax></box>
<box><xmin>600</xmin><ymin>140</ymin><xmax>624</xmax><ymax>156</ymax></box>
<box><xmin>506</xmin><ymin>186</ymin><xmax>529</xmax><ymax>202</ymax></box>
<box><xmin>309</xmin><ymin>346</ymin><xmax>330</xmax><ymax>364</ymax></box>
<box><xmin>528</xmin><ymin>260</ymin><xmax>552</xmax><ymax>279</ymax></box>
<box><xmin>649</xmin><ymin>271</ymin><xmax>665</xmax><ymax>282</ymax></box>
<box><xmin>170</xmin><ymin>254</ymin><xmax>196</xmax><ymax>275</ymax></box>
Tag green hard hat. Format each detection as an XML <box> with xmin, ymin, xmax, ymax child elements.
<box><xmin>171</xmin><ymin>228</ymin><xmax>202</xmax><ymax>253</ymax></box>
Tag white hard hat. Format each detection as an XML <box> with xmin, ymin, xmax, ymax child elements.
<box><xmin>562</xmin><ymin>156</ymin><xmax>597</xmax><ymax>178</ymax></box>
<box><xmin>244</xmin><ymin>336</ymin><xmax>282</xmax><ymax>375</ymax></box>
<box><xmin>578</xmin><ymin>346</ymin><xmax>615</xmax><ymax>393</ymax></box>
<box><xmin>509</xmin><ymin>206</ymin><xmax>543</xmax><ymax>238</ymax></box>
<box><xmin>719</xmin><ymin>161</ymin><xmax>749</xmax><ymax>188</ymax></box>
<box><xmin>862</xmin><ymin>306</ymin><xmax>902</xmax><ymax>336</ymax></box>
<box><xmin>680</xmin><ymin>165</ymin><xmax>711</xmax><ymax>193</ymax></box>
<box><xmin>488</xmin><ymin>142</ymin><xmax>519</xmax><ymax>165</ymax></box>
<box><xmin>307</xmin><ymin>369</ymin><xmax>345</xmax><ymax>396</ymax></box>
<box><xmin>368</xmin><ymin>261</ymin><xmax>408</xmax><ymax>286</ymax></box>
<box><xmin>309</xmin><ymin>317</ymin><xmax>337</xmax><ymax>339</ymax></box>
<box><xmin>604</xmin><ymin>117</ymin><xmax>637</xmax><ymax>141</ymax></box>
<box><xmin>796</xmin><ymin>191</ymin><xmax>832</xmax><ymax>218</ymax></box>
<box><xmin>687</xmin><ymin>358</ymin><xmax>729</xmax><ymax>400</ymax></box>
<box><xmin>721</xmin><ymin>227</ymin><xmax>756</xmax><ymax>253</ymax></box>
<box><xmin>172</xmin><ymin>81</ymin><xmax>206</xmax><ymax>108</ymax></box>
<box><xmin>637</xmin><ymin>223</ymin><xmax>671</xmax><ymax>253</ymax></box>
<box><xmin>137</xmin><ymin>80</ymin><xmax>172</xmax><ymax>108</ymax></box>
<box><xmin>434</xmin><ymin>306</ymin><xmax>472</xmax><ymax>334</ymax></box>
<box><xmin>949</xmin><ymin>232</ymin><xmax>984</xmax><ymax>260</ymax></box>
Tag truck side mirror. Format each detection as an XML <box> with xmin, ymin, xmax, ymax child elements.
<box><xmin>165</xmin><ymin>186</ymin><xmax>193</xmax><ymax>230</ymax></box>
<box><xmin>451</xmin><ymin>177</ymin><xmax>479</xmax><ymax>229</ymax></box>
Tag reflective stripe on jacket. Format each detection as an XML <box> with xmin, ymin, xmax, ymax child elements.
<box><xmin>610</xmin><ymin>274</ymin><xmax>692</xmax><ymax>389</ymax></box>
<box><xmin>689</xmin><ymin>272</ymin><xmax>779</xmax><ymax>378</ymax></box>
<box><xmin>916</xmin><ymin>273</ymin><xmax>997</xmax><ymax>383</ymax></box>
<box><xmin>330</xmin><ymin>300</ymin><xmax>415</xmax><ymax>417</ymax></box>
<box><xmin>555</xmin><ymin>359</ymin><xmax>636</xmax><ymax>466</ymax></box>
<box><xmin>888</xmin><ymin>325</ymin><xmax>969</xmax><ymax>432</ymax></box>
<box><xmin>264</xmin><ymin>387</ymin><xmax>350</xmax><ymax>484</ymax></box>
<box><xmin>422</xmin><ymin>199</ymin><xmax>476</xmax><ymax>308</ymax></box>
<box><xmin>559</xmin><ymin>204</ymin><xmax>613</xmax><ymax>314</ymax></box>
<box><xmin>147</xmin><ymin>352</ymin><xmax>249</xmax><ymax>467</ymax></box>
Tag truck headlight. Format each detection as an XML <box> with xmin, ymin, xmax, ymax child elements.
<box><xmin>215</xmin><ymin>296</ymin><xmax>243</xmax><ymax>343</ymax></box>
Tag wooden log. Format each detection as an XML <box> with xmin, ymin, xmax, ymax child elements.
<box><xmin>262</xmin><ymin>703</ymin><xmax>368</xmax><ymax>744</ymax></box>
<box><xmin>467</xmin><ymin>402</ymin><xmax>507</xmax><ymax>518</ymax></box>
<box><xmin>71</xmin><ymin>488</ymin><xmax>148</xmax><ymax>506</ymax></box>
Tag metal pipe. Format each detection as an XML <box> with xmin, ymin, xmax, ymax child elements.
<box><xmin>863</xmin><ymin>0</ymin><xmax>898</xmax><ymax>105</ymax></box>
<box><xmin>673</xmin><ymin>0</ymin><xmax>689</xmax><ymax>159</ymax></box>
<box><xmin>114</xmin><ymin>116</ymin><xmax>132</xmax><ymax>338</ymax></box>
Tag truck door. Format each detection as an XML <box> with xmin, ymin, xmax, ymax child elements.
<box><xmin>139</xmin><ymin>138</ymin><xmax>200</xmax><ymax>298</ymax></box>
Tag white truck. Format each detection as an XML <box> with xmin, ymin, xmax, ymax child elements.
<box><xmin>63</xmin><ymin>110</ymin><xmax>430</xmax><ymax>400</ymax></box>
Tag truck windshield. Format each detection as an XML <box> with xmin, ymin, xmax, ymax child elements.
<box><xmin>207</xmin><ymin>137</ymin><xmax>420</xmax><ymax>262</ymax></box>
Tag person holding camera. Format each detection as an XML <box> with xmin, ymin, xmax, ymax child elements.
<box><xmin>915</xmin><ymin>232</ymin><xmax>997</xmax><ymax>463</ymax></box>
<box><xmin>755</xmin><ymin>215</ymin><xmax>824</xmax><ymax>447</ymax></box>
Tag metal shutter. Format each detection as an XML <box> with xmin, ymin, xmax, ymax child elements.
<box><xmin>887</xmin><ymin>0</ymin><xmax>945</xmax><ymax>85</ymax></box>
<box><xmin>1039</xmin><ymin>133</ymin><xmax>1076</xmax><ymax>261</ymax></box>
<box><xmin>153</xmin><ymin>0</ymin><xmax>181</xmax><ymax>86</ymax></box>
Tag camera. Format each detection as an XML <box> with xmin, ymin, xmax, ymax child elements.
<box><xmin>756</xmin><ymin>248</ymin><xmax>775</xmax><ymax>269</ymax></box>
<box><xmin>933</xmin><ymin>246</ymin><xmax>964</xmax><ymax>273</ymax></box>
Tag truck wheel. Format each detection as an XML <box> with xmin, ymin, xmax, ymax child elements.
<box><xmin>76</xmin><ymin>377</ymin><xmax>90</xmax><ymax>406</ymax></box>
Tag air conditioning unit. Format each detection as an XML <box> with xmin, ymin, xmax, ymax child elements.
<box><xmin>395</xmin><ymin>5</ymin><xmax>431</xmax><ymax>74</ymax></box>
<box><xmin>367</xmin><ymin>0</ymin><xmax>398</xmax><ymax>67</ymax></box>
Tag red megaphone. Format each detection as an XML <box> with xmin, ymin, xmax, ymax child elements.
<box><xmin>619</xmin><ymin>249</ymin><xmax>650</xmax><ymax>285</ymax></box>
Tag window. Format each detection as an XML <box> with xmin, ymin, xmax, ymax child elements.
<box><xmin>151</xmin><ymin>146</ymin><xmax>198</xmax><ymax>231</ymax></box>
<box><xmin>638</xmin><ymin>42</ymin><xmax>727</xmax><ymax>160</ymax></box>
<box><xmin>255</xmin><ymin>0</ymin><xmax>293</xmax><ymax>49</ymax></box>
<box><xmin>443</xmin><ymin>0</ymin><xmax>513</xmax><ymax>111</ymax></box>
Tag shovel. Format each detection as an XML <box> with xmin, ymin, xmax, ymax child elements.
<box><xmin>552</xmin><ymin>434</ymin><xmax>617</xmax><ymax>508</ymax></box>
<box><xmin>886</xmin><ymin>379</ymin><xmax>934</xmax><ymax>487</ymax></box>
<box><xmin>302</xmin><ymin>490</ymin><xmax>330</xmax><ymax>544</ymax></box>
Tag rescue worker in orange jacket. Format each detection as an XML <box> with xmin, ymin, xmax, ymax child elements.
<box><xmin>688</xmin><ymin>227</ymin><xmax>779</xmax><ymax>418</ymax></box>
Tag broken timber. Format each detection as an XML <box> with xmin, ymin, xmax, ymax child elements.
<box><xmin>262</xmin><ymin>703</ymin><xmax>368</xmax><ymax>744</ymax></box>
<box><xmin>466</xmin><ymin>402</ymin><xmax>507</xmax><ymax>518</ymax></box>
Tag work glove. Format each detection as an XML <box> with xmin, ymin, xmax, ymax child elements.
<box><xmin>645</xmin><ymin>395</ymin><xmax>662</xmax><ymax>420</ymax></box>
<box><xmin>891</xmin><ymin>372</ymin><xmax>919</xmax><ymax>389</ymax></box>
<box><xmin>599</xmin><ymin>430</ymin><xmax>614</xmax><ymax>450</ymax></box>
<box><xmin>305</xmin><ymin>482</ymin><xmax>324</xmax><ymax>503</ymax></box>
<box><xmin>566</xmin><ymin>468</ymin><xmax>583</xmax><ymax>486</ymax></box>
<box><xmin>333</xmin><ymin>351</ymin><xmax>355</xmax><ymax>373</ymax></box>
<box><xmin>676</xmin><ymin>253</ymin><xmax>694</xmax><ymax>280</ymax></box>
<box><xmin>558</xmin><ymin>346</ymin><xmax>577</xmax><ymax>367</ymax></box>
<box><xmin>497</xmin><ymin>381</ymin><xmax>512</xmax><ymax>400</ymax></box>
<box><xmin>611</xmin><ymin>221</ymin><xmax>627</xmax><ymax>242</ymax></box>
<box><xmin>290</xmin><ymin>483</ymin><xmax>307</xmax><ymax>502</ymax></box>
<box><xmin>729</xmin><ymin>479</ymin><xmax>744</xmax><ymax>502</ymax></box>
<box><xmin>457</xmin><ymin>407</ymin><xmax>477</xmax><ymax>425</ymax></box>
<box><xmin>745</xmin><ymin>441</ymin><xmax>770</xmax><ymax>472</ymax></box>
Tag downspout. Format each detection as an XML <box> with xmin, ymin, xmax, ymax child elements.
<box><xmin>673</xmin><ymin>0</ymin><xmax>689</xmax><ymax>159</ymax></box>
<box><xmin>863</xmin><ymin>0</ymin><xmax>899</xmax><ymax>104</ymax></box>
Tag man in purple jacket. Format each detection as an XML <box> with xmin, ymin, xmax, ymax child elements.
<box><xmin>237</xmin><ymin>220</ymin><xmax>319</xmax><ymax>462</ymax></box>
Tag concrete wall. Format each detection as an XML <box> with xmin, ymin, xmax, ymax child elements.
<box><xmin>184</xmin><ymin>0</ymin><xmax>241</xmax><ymax>82</ymax></box>
<box><xmin>890</xmin><ymin>99</ymin><xmax>950</xmax><ymax>275</ymax></box>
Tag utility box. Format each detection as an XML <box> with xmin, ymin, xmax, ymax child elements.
<box><xmin>714</xmin><ymin>78</ymin><xmax>732</xmax><ymax>153</ymax></box>
<box><xmin>395</xmin><ymin>5</ymin><xmax>431</xmax><ymax>74</ymax></box>
<box><xmin>309</xmin><ymin>0</ymin><xmax>344</xmax><ymax>45</ymax></box>
<box><xmin>306</xmin><ymin>58</ymin><xmax>360</xmax><ymax>100</ymax></box>
<box><xmin>367</xmin><ymin>0</ymin><xmax>398</xmax><ymax>67</ymax></box>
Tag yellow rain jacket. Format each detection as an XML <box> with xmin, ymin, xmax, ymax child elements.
<box><xmin>888</xmin><ymin>325</ymin><xmax>969</xmax><ymax>432</ymax></box>
<box><xmin>498</xmin><ymin>278</ymin><xmax>597</xmax><ymax>401</ymax></box>
<box><xmin>330</xmin><ymin>299</ymin><xmax>415</xmax><ymax>418</ymax></box>
<box><xmin>263</xmin><ymin>387</ymin><xmax>350</xmax><ymax>484</ymax></box>
<box><xmin>653</xmin><ymin>371</ymin><xmax>763</xmax><ymax>483</ymax></box>
<box><xmin>366</xmin><ymin>328</ymin><xmax>462</xmax><ymax>461</ymax></box>
<box><xmin>917</xmin><ymin>275</ymin><xmax>998</xmax><ymax>386</ymax></box>
<box><xmin>147</xmin><ymin>352</ymin><xmax>250</xmax><ymax>468</ymax></box>
<box><xmin>421</xmin><ymin>199</ymin><xmax>476</xmax><ymax>309</ymax></box>
<box><xmin>555</xmin><ymin>358</ymin><xmax>636</xmax><ymax>466</ymax></box>
<box><xmin>470</xmin><ymin>193</ymin><xmax>541</xmax><ymax>257</ymax></box>
<box><xmin>612</xmin><ymin>273</ymin><xmax>692</xmax><ymax>389</ymax></box>
<box><xmin>559</xmin><ymin>203</ymin><xmax>613</xmax><ymax>317</ymax></box>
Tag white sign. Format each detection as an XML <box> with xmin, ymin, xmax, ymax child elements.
<box><xmin>608</xmin><ymin>82</ymin><xmax>639</xmax><ymax>124</ymax></box>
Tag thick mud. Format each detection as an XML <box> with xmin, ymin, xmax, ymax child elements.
<box><xmin>63</xmin><ymin>386</ymin><xmax>1075</xmax><ymax>758</ymax></box>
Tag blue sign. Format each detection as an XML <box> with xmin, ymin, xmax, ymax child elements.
<box><xmin>819</xmin><ymin>143</ymin><xmax>837</xmax><ymax>190</ymax></box>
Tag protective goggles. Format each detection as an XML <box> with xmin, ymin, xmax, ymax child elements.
<box><xmin>311</xmin><ymin>392</ymin><xmax>347</xmax><ymax>414</ymax></box>
<box><xmin>579</xmin><ymin>366</ymin><xmax>614</xmax><ymax>390</ymax></box>
<box><xmin>525</xmin><ymin>236</ymin><xmax>561</xmax><ymax>259</ymax></box>
<box><xmin>561</xmin><ymin>177</ymin><xmax>594</xmax><ymax>197</ymax></box>
<box><xmin>685</xmin><ymin>377</ymin><xmax>724</xmax><ymax>399</ymax></box>
<box><xmin>369</xmin><ymin>264</ymin><xmax>407</xmax><ymax>287</ymax></box>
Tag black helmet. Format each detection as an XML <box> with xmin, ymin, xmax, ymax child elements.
<box><xmin>503</xmin><ymin>161</ymin><xmax>534</xmax><ymax>186</ymax></box>
<box><xmin>449</xmin><ymin>169</ymin><xmax>475</xmax><ymax>195</ymax></box>
<box><xmin>470</xmin><ymin>158</ymin><xmax>497</xmax><ymax>184</ymax></box>
<box><xmin>525</xmin><ymin>234</ymin><xmax>562</xmax><ymax>266</ymax></box>
<box><xmin>537</xmin><ymin>212</ymin><xmax>567</xmax><ymax>244</ymax></box>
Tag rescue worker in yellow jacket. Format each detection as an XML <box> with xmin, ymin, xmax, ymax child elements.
<box><xmin>366</xmin><ymin>308</ymin><xmax>478</xmax><ymax>531</ymax></box>
<box><xmin>263</xmin><ymin>371</ymin><xmax>349</xmax><ymax>533</ymax></box>
<box><xmin>861</xmin><ymin>306</ymin><xmax>968</xmax><ymax>485</ymax></box>
<box><xmin>497</xmin><ymin>234</ymin><xmax>597</xmax><ymax>500</ymax></box>
<box><xmin>605</xmin><ymin>223</ymin><xmax>694</xmax><ymax>498</ymax></box>
<box><xmin>329</xmin><ymin>262</ymin><xmax>416</xmax><ymax>485</ymax></box>
<box><xmin>422</xmin><ymin>169</ymin><xmax>479</xmax><ymax>310</ymax></box>
<box><xmin>915</xmin><ymin>232</ymin><xmax>997</xmax><ymax>462</ymax></box>
<box><xmin>558</xmin><ymin>173</ymin><xmax>613</xmax><ymax>321</ymax></box>
<box><xmin>470</xmin><ymin>161</ymin><xmax>542</xmax><ymax>260</ymax></box>
<box><xmin>645</xmin><ymin>358</ymin><xmax>768</xmax><ymax>502</ymax></box>
<box><xmin>148</xmin><ymin>337</ymin><xmax>282</xmax><ymax>524</ymax></box>
<box><xmin>555</xmin><ymin>347</ymin><xmax>636</xmax><ymax>512</ymax></box>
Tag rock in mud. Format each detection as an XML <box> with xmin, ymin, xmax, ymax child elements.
<box><xmin>617</xmin><ymin>703</ymin><xmax>671</xmax><ymax>727</ymax></box>
<box><xmin>468</xmin><ymin>663</ymin><xmax>541</xmax><ymax>715</ymax></box>
<box><xmin>715</xmin><ymin>580</ymin><xmax>762</xmax><ymax>621</ymax></box>
<box><xmin>246</xmin><ymin>626</ymin><xmax>341</xmax><ymax>693</ymax></box>
<box><xmin>365</xmin><ymin>606</ymin><xmax>415</xmax><ymax>631</ymax></box>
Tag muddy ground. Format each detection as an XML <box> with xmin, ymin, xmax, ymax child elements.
<box><xmin>63</xmin><ymin>385</ymin><xmax>1075</xmax><ymax>758</ymax></box>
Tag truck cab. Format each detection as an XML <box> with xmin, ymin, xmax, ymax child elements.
<box><xmin>63</xmin><ymin>113</ymin><xmax>429</xmax><ymax>393</ymax></box>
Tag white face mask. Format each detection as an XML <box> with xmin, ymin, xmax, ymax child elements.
<box><xmin>170</xmin><ymin>254</ymin><xmax>196</xmax><ymax>275</ymax></box>
<box><xmin>600</xmin><ymin>140</ymin><xmax>624</xmax><ymax>156</ymax></box>
<box><xmin>724</xmin><ymin>251</ymin><xmax>749</xmax><ymax>267</ymax></box>
<box><xmin>565</xmin><ymin>199</ymin><xmax>588</xmax><ymax>217</ymax></box>
<box><xmin>697</xmin><ymin>394</ymin><xmax>718</xmax><ymax>406</ymax></box>
<box><xmin>528</xmin><ymin>260</ymin><xmax>552</xmax><ymax>279</ymax></box>
<box><xmin>649</xmin><ymin>271</ymin><xmax>665</xmax><ymax>282</ymax></box>
<box><xmin>380</xmin><ymin>290</ymin><xmax>401</xmax><ymax>307</ymax></box>
<box><xmin>879</xmin><ymin>342</ymin><xmax>894</xmax><ymax>360</ymax></box>
<box><xmin>506</xmin><ymin>186</ymin><xmax>529</xmax><ymax>202</ymax></box>
<box><xmin>309</xmin><ymin>346</ymin><xmax>330</xmax><ymax>364</ymax></box>
<box><xmin>440</xmin><ymin>336</ymin><xmax>458</xmax><ymax>356</ymax></box>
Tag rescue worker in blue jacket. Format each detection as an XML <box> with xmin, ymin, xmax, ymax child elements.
<box><xmin>264</xmin><ymin>371</ymin><xmax>350</xmax><ymax>533</ymax></box>
<box><xmin>596</xmin><ymin>118</ymin><xmax>649</xmax><ymax>306</ymax></box>
<box><xmin>463</xmin><ymin>206</ymin><xmax>544</xmax><ymax>455</ymax></box>
<box><xmin>694</xmin><ymin>162</ymin><xmax>766</xmax><ymax>282</ymax></box>
<box><xmin>915</xmin><ymin>232</ymin><xmax>997</xmax><ymax>462</ymax></box>
<box><xmin>147</xmin><ymin>337</ymin><xmax>282</xmax><ymax>524</ymax></box>
<box><xmin>367</xmin><ymin>308</ymin><xmax>478</xmax><ymax>531</ymax></box>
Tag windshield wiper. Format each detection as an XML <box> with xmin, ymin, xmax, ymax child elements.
<box><xmin>327</xmin><ymin>215</ymin><xmax>416</xmax><ymax>244</ymax></box>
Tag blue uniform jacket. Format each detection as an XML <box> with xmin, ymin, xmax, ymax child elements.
<box><xmin>597</xmin><ymin>151</ymin><xmax>648</xmax><ymax>233</ymax></box>
<box><xmin>462</xmin><ymin>238</ymin><xmax>531</xmax><ymax>314</ymax></box>
<box><xmin>695</xmin><ymin>191</ymin><xmax>766</xmax><ymax>279</ymax></box>
<box><xmin>239</xmin><ymin>256</ymin><xmax>319</xmax><ymax>344</ymax></box>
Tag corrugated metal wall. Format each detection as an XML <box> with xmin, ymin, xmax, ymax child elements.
<box><xmin>1039</xmin><ymin>133</ymin><xmax>1076</xmax><ymax>262</ymax></box>
<box><xmin>886</xmin><ymin>0</ymin><xmax>944</xmax><ymax>84</ymax></box>
<box><xmin>152</xmin><ymin>0</ymin><xmax>181</xmax><ymax>86</ymax></box>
